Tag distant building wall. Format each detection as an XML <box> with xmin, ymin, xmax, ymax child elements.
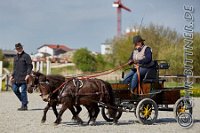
<box><xmin>101</xmin><ymin>44</ymin><xmax>112</xmax><ymax>55</ymax></box>
<box><xmin>38</xmin><ymin>46</ymin><xmax>54</xmax><ymax>56</ymax></box>
<box><xmin>2</xmin><ymin>50</ymin><xmax>16</xmax><ymax>59</ymax></box>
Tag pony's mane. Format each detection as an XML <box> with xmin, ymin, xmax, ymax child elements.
<box><xmin>47</xmin><ymin>74</ymin><xmax>65</xmax><ymax>82</ymax></box>
<box><xmin>33</xmin><ymin>71</ymin><xmax>66</xmax><ymax>91</ymax></box>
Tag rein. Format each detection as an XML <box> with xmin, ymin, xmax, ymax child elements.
<box><xmin>77</xmin><ymin>62</ymin><xmax>129</xmax><ymax>79</ymax></box>
<box><xmin>136</xmin><ymin>66</ymin><xmax>143</xmax><ymax>94</ymax></box>
<box><xmin>37</xmin><ymin>63</ymin><xmax>129</xmax><ymax>98</ymax></box>
<box><xmin>52</xmin><ymin>79</ymin><xmax>73</xmax><ymax>94</ymax></box>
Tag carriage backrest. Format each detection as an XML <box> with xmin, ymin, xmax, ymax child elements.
<box><xmin>142</xmin><ymin>60</ymin><xmax>170</xmax><ymax>82</ymax></box>
<box><xmin>159</xmin><ymin>62</ymin><xmax>170</xmax><ymax>69</ymax></box>
<box><xmin>142</xmin><ymin>60</ymin><xmax>170</xmax><ymax>83</ymax></box>
<box><xmin>143</xmin><ymin>68</ymin><xmax>158</xmax><ymax>82</ymax></box>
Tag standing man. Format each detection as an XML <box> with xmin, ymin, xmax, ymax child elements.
<box><xmin>123</xmin><ymin>35</ymin><xmax>154</xmax><ymax>93</ymax></box>
<box><xmin>10</xmin><ymin>43</ymin><xmax>33</xmax><ymax>111</ymax></box>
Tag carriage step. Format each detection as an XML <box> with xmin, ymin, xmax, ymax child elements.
<box><xmin>158</xmin><ymin>108</ymin><xmax>173</xmax><ymax>111</ymax></box>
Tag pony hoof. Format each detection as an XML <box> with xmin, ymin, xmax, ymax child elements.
<box><xmin>71</xmin><ymin>119</ymin><xmax>76</xmax><ymax>123</ymax></box>
<box><xmin>54</xmin><ymin>122</ymin><xmax>59</xmax><ymax>126</ymax></box>
<box><xmin>113</xmin><ymin>121</ymin><xmax>118</xmax><ymax>125</ymax></box>
<box><xmin>54</xmin><ymin>119</ymin><xmax>61</xmax><ymax>125</ymax></box>
<box><xmin>41</xmin><ymin>119</ymin><xmax>46</xmax><ymax>123</ymax></box>
<box><xmin>89</xmin><ymin>121</ymin><xmax>96</xmax><ymax>126</ymax></box>
<box><xmin>74</xmin><ymin>116</ymin><xmax>83</xmax><ymax>125</ymax></box>
<box><xmin>71</xmin><ymin>116</ymin><xmax>77</xmax><ymax>123</ymax></box>
<box><xmin>78</xmin><ymin>120</ymin><xmax>83</xmax><ymax>125</ymax></box>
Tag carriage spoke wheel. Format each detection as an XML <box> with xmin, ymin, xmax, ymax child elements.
<box><xmin>136</xmin><ymin>98</ymin><xmax>158</xmax><ymax>125</ymax></box>
<box><xmin>173</xmin><ymin>98</ymin><xmax>193</xmax><ymax>120</ymax></box>
<box><xmin>101</xmin><ymin>106</ymin><xmax>122</xmax><ymax>122</ymax></box>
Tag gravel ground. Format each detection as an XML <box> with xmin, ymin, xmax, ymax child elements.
<box><xmin>0</xmin><ymin>92</ymin><xmax>199</xmax><ymax>133</ymax></box>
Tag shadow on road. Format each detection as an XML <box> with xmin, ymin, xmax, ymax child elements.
<box><xmin>156</xmin><ymin>118</ymin><xmax>177</xmax><ymax>124</ymax></box>
<box><xmin>61</xmin><ymin>118</ymin><xmax>200</xmax><ymax>126</ymax></box>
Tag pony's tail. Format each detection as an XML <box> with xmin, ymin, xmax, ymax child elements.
<box><xmin>106</xmin><ymin>82</ymin><xmax>115</xmax><ymax>106</ymax></box>
<box><xmin>105</xmin><ymin>82</ymin><xmax>118</xmax><ymax>122</ymax></box>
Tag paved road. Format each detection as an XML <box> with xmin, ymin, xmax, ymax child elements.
<box><xmin>0</xmin><ymin>92</ymin><xmax>199</xmax><ymax>133</ymax></box>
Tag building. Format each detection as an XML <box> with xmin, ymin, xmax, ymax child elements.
<box><xmin>2</xmin><ymin>50</ymin><xmax>16</xmax><ymax>59</ymax></box>
<box><xmin>37</xmin><ymin>44</ymin><xmax>72</xmax><ymax>57</ymax></box>
<box><xmin>32</xmin><ymin>44</ymin><xmax>74</xmax><ymax>63</ymax></box>
<box><xmin>101</xmin><ymin>44</ymin><xmax>112</xmax><ymax>55</ymax></box>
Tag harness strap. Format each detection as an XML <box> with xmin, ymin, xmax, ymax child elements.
<box><xmin>94</xmin><ymin>80</ymin><xmax>104</xmax><ymax>102</ymax></box>
<box><xmin>74</xmin><ymin>78</ymin><xmax>80</xmax><ymax>105</ymax></box>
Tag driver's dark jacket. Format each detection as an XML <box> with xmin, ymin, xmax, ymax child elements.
<box><xmin>12</xmin><ymin>51</ymin><xmax>33</xmax><ymax>83</ymax></box>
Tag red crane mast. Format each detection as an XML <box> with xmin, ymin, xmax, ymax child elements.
<box><xmin>113</xmin><ymin>0</ymin><xmax>131</xmax><ymax>36</ymax></box>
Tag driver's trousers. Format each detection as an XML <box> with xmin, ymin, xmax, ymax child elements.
<box><xmin>123</xmin><ymin>67</ymin><xmax>149</xmax><ymax>91</ymax></box>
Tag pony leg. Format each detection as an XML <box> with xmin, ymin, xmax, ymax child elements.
<box><xmin>41</xmin><ymin>103</ymin><xmax>50</xmax><ymax>123</ymax></box>
<box><xmin>69</xmin><ymin>106</ymin><xmax>83</xmax><ymax>125</ymax></box>
<box><xmin>93</xmin><ymin>104</ymin><xmax>100</xmax><ymax>120</ymax></box>
<box><xmin>85</xmin><ymin>104</ymin><xmax>99</xmax><ymax>126</ymax></box>
<box><xmin>52</xmin><ymin>102</ymin><xmax>58</xmax><ymax>118</ymax></box>
<box><xmin>75</xmin><ymin>105</ymin><xmax>82</xmax><ymax>115</ymax></box>
<box><xmin>84</xmin><ymin>105</ymin><xmax>93</xmax><ymax>125</ymax></box>
<box><xmin>108</xmin><ymin>107</ymin><xmax>118</xmax><ymax>124</ymax></box>
<box><xmin>89</xmin><ymin>104</ymin><xmax>100</xmax><ymax>126</ymax></box>
<box><xmin>54</xmin><ymin>103</ymin><xmax>68</xmax><ymax>125</ymax></box>
<box><xmin>72</xmin><ymin>105</ymin><xmax>82</xmax><ymax>121</ymax></box>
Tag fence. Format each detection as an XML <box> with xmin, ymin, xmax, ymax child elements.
<box><xmin>0</xmin><ymin>58</ymin><xmax>52</xmax><ymax>91</ymax></box>
<box><xmin>32</xmin><ymin>57</ymin><xmax>51</xmax><ymax>75</ymax></box>
<box><xmin>0</xmin><ymin>61</ymin><xmax>2</xmax><ymax>92</ymax></box>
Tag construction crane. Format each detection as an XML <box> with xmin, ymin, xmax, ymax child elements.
<box><xmin>113</xmin><ymin>0</ymin><xmax>131</xmax><ymax>36</ymax></box>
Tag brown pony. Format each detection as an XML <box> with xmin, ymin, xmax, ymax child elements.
<box><xmin>28</xmin><ymin>71</ymin><xmax>82</xmax><ymax>124</ymax></box>
<box><xmin>53</xmin><ymin>78</ymin><xmax>118</xmax><ymax>125</ymax></box>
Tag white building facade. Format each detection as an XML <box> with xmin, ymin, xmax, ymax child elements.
<box><xmin>101</xmin><ymin>44</ymin><xmax>112</xmax><ymax>55</ymax></box>
<box><xmin>37</xmin><ymin>45</ymin><xmax>54</xmax><ymax>56</ymax></box>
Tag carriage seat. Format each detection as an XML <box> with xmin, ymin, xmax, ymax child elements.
<box><xmin>142</xmin><ymin>68</ymin><xmax>158</xmax><ymax>83</ymax></box>
<box><xmin>142</xmin><ymin>61</ymin><xmax>169</xmax><ymax>83</ymax></box>
<box><xmin>142</xmin><ymin>68</ymin><xmax>166</xmax><ymax>83</ymax></box>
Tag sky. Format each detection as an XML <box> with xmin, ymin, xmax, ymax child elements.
<box><xmin>0</xmin><ymin>0</ymin><xmax>199</xmax><ymax>54</ymax></box>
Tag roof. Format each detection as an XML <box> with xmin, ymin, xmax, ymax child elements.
<box><xmin>38</xmin><ymin>44</ymin><xmax>73</xmax><ymax>52</ymax></box>
<box><xmin>2</xmin><ymin>50</ymin><xmax>16</xmax><ymax>55</ymax></box>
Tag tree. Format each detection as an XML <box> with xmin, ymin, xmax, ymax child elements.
<box><xmin>0</xmin><ymin>49</ymin><xmax>11</xmax><ymax>68</ymax></box>
<box><xmin>0</xmin><ymin>49</ymin><xmax>3</xmax><ymax>61</ymax></box>
<box><xmin>95</xmin><ymin>54</ymin><xmax>106</xmax><ymax>71</ymax></box>
<box><xmin>111</xmin><ymin>35</ymin><xmax>134</xmax><ymax>66</ymax></box>
<box><xmin>73</xmin><ymin>48</ymin><xmax>97</xmax><ymax>72</ymax></box>
<box><xmin>193</xmin><ymin>33</ymin><xmax>200</xmax><ymax>76</ymax></box>
<box><xmin>110</xmin><ymin>24</ymin><xmax>189</xmax><ymax>75</ymax></box>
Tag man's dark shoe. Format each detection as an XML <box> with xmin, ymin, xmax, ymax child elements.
<box><xmin>17</xmin><ymin>106</ymin><xmax>28</xmax><ymax>111</ymax></box>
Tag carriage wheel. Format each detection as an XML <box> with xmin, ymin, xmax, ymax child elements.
<box><xmin>173</xmin><ymin>97</ymin><xmax>193</xmax><ymax>120</ymax></box>
<box><xmin>136</xmin><ymin>98</ymin><xmax>158</xmax><ymax>125</ymax></box>
<box><xmin>101</xmin><ymin>106</ymin><xmax>122</xmax><ymax>122</ymax></box>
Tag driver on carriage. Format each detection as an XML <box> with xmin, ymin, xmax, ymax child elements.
<box><xmin>123</xmin><ymin>35</ymin><xmax>155</xmax><ymax>93</ymax></box>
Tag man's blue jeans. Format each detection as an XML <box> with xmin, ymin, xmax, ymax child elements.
<box><xmin>123</xmin><ymin>67</ymin><xmax>149</xmax><ymax>91</ymax></box>
<box><xmin>12</xmin><ymin>83</ymin><xmax>28</xmax><ymax>107</ymax></box>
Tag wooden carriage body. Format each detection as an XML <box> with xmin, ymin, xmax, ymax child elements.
<box><xmin>111</xmin><ymin>82</ymin><xmax>181</xmax><ymax>105</ymax></box>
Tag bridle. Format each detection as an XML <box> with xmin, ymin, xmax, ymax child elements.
<box><xmin>32</xmin><ymin>73</ymin><xmax>72</xmax><ymax>101</ymax></box>
<box><xmin>30</xmin><ymin>73</ymin><xmax>50</xmax><ymax>97</ymax></box>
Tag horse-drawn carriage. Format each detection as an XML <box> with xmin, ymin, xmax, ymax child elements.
<box><xmin>101</xmin><ymin>60</ymin><xmax>193</xmax><ymax>125</ymax></box>
<box><xmin>29</xmin><ymin>60</ymin><xmax>193</xmax><ymax>125</ymax></box>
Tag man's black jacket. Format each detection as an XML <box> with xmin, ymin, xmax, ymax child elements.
<box><xmin>12</xmin><ymin>51</ymin><xmax>33</xmax><ymax>83</ymax></box>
